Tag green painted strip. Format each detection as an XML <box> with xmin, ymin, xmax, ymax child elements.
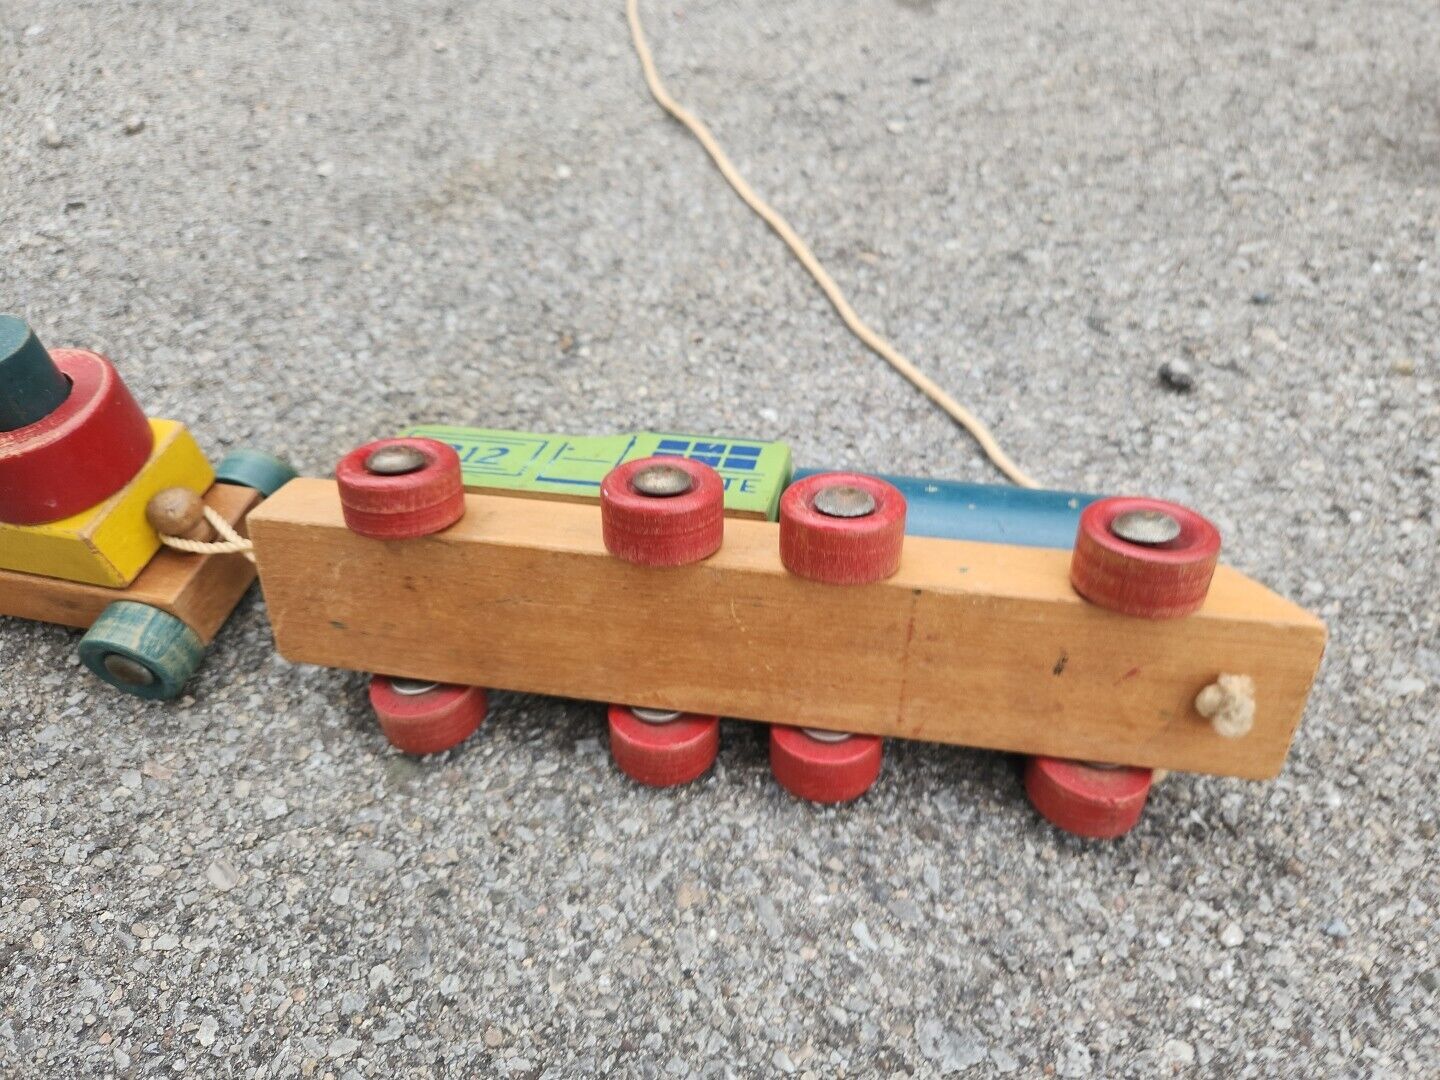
<box><xmin>403</xmin><ymin>425</ymin><xmax>792</xmax><ymax>521</ymax></box>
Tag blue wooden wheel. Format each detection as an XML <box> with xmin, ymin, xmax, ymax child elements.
<box><xmin>214</xmin><ymin>449</ymin><xmax>298</xmax><ymax>498</ymax></box>
<box><xmin>78</xmin><ymin>601</ymin><xmax>205</xmax><ymax>700</ymax></box>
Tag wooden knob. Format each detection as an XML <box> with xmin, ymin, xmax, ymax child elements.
<box><xmin>146</xmin><ymin>487</ymin><xmax>209</xmax><ymax>539</ymax></box>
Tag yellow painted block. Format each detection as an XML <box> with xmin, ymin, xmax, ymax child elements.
<box><xmin>0</xmin><ymin>419</ymin><xmax>214</xmax><ymax>587</ymax></box>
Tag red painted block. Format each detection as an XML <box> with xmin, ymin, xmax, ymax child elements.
<box><xmin>0</xmin><ymin>349</ymin><xmax>152</xmax><ymax>525</ymax></box>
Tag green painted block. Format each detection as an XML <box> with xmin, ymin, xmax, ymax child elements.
<box><xmin>403</xmin><ymin>425</ymin><xmax>792</xmax><ymax>521</ymax></box>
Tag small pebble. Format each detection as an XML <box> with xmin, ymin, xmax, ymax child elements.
<box><xmin>1158</xmin><ymin>358</ymin><xmax>1196</xmax><ymax>393</ymax></box>
<box><xmin>40</xmin><ymin>118</ymin><xmax>63</xmax><ymax>148</ymax></box>
<box><xmin>1252</xmin><ymin>326</ymin><xmax>1287</xmax><ymax>352</ymax></box>
<box><xmin>851</xmin><ymin>918</ymin><xmax>877</xmax><ymax>951</ymax></box>
<box><xmin>368</xmin><ymin>963</ymin><xmax>395</xmax><ymax>991</ymax></box>
<box><xmin>1324</xmin><ymin>917</ymin><xmax>1351</xmax><ymax>940</ymax></box>
<box><xmin>1162</xmin><ymin>1039</ymin><xmax>1196</xmax><ymax>1065</ymax></box>
<box><xmin>123</xmin><ymin>116</ymin><xmax>146</xmax><ymax>135</ymax></box>
<box><xmin>1220</xmin><ymin>922</ymin><xmax>1245</xmax><ymax>948</ymax></box>
<box><xmin>205</xmin><ymin>858</ymin><xmax>241</xmax><ymax>892</ymax></box>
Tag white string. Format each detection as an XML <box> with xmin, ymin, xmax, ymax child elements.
<box><xmin>158</xmin><ymin>506</ymin><xmax>256</xmax><ymax>563</ymax></box>
<box><xmin>625</xmin><ymin>0</ymin><xmax>1040</xmax><ymax>488</ymax></box>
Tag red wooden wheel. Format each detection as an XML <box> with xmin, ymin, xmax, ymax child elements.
<box><xmin>1023</xmin><ymin>757</ymin><xmax>1153</xmax><ymax>839</ymax></box>
<box><xmin>368</xmin><ymin>675</ymin><xmax>487</xmax><ymax>755</ymax></box>
<box><xmin>607</xmin><ymin>705</ymin><xmax>720</xmax><ymax>787</ymax></box>
<box><xmin>600</xmin><ymin>456</ymin><xmax>724</xmax><ymax>566</ymax></box>
<box><xmin>779</xmin><ymin>472</ymin><xmax>906</xmax><ymax>585</ymax></box>
<box><xmin>769</xmin><ymin>726</ymin><xmax>883</xmax><ymax>804</ymax></box>
<box><xmin>336</xmin><ymin>437</ymin><xmax>465</xmax><ymax>539</ymax></box>
<box><xmin>1070</xmin><ymin>496</ymin><xmax>1221</xmax><ymax>618</ymax></box>
<box><xmin>0</xmin><ymin>348</ymin><xmax>152</xmax><ymax>525</ymax></box>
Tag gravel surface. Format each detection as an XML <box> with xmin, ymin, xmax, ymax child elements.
<box><xmin>2</xmin><ymin>1</ymin><xmax>1437</xmax><ymax>1076</ymax></box>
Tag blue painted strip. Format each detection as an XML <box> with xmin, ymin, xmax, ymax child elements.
<box><xmin>792</xmin><ymin>468</ymin><xmax>1100</xmax><ymax>550</ymax></box>
<box><xmin>533</xmin><ymin>475</ymin><xmax>603</xmax><ymax>488</ymax></box>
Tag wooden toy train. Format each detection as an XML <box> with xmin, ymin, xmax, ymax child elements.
<box><xmin>1</xmin><ymin>318</ymin><xmax>1327</xmax><ymax>838</ymax></box>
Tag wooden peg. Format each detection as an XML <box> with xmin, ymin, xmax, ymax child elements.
<box><xmin>146</xmin><ymin>486</ymin><xmax>213</xmax><ymax>541</ymax></box>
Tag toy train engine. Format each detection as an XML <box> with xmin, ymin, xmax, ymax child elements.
<box><xmin>0</xmin><ymin>316</ymin><xmax>297</xmax><ymax>699</ymax></box>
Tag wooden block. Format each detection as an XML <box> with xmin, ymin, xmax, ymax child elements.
<box><xmin>0</xmin><ymin>419</ymin><xmax>214</xmax><ymax>586</ymax></box>
<box><xmin>248</xmin><ymin>480</ymin><xmax>1326</xmax><ymax>779</ymax></box>
<box><xmin>0</xmin><ymin>482</ymin><xmax>260</xmax><ymax>643</ymax></box>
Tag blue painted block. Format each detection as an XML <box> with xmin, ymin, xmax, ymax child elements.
<box><xmin>792</xmin><ymin>468</ymin><xmax>1100</xmax><ymax>550</ymax></box>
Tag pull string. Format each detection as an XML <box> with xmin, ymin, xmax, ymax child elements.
<box><xmin>625</xmin><ymin>0</ymin><xmax>1040</xmax><ymax>488</ymax></box>
<box><xmin>158</xmin><ymin>506</ymin><xmax>256</xmax><ymax>563</ymax></box>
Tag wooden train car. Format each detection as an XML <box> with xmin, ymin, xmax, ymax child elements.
<box><xmin>247</xmin><ymin>426</ymin><xmax>1326</xmax><ymax>838</ymax></box>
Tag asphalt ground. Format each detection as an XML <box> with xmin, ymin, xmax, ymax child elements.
<box><xmin>1</xmin><ymin>1</ymin><xmax>1437</xmax><ymax>1076</ymax></box>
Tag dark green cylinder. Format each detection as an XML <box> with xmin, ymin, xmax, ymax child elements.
<box><xmin>0</xmin><ymin>315</ymin><xmax>71</xmax><ymax>431</ymax></box>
